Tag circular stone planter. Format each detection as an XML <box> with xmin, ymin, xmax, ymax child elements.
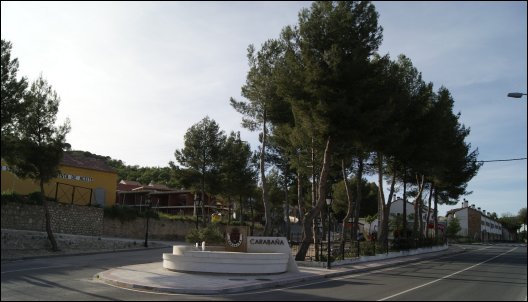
<box><xmin>163</xmin><ymin>245</ymin><xmax>289</xmax><ymax>274</ymax></box>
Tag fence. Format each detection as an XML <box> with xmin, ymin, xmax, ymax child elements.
<box><xmin>289</xmin><ymin>236</ymin><xmax>447</xmax><ymax>262</ymax></box>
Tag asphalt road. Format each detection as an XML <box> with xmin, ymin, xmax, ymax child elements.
<box><xmin>1</xmin><ymin>244</ymin><xmax>526</xmax><ymax>301</ymax></box>
<box><xmin>230</xmin><ymin>244</ymin><xmax>527</xmax><ymax>301</ymax></box>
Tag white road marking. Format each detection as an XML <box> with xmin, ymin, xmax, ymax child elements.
<box><xmin>377</xmin><ymin>247</ymin><xmax>518</xmax><ymax>301</ymax></box>
<box><xmin>1</xmin><ymin>265</ymin><xmax>69</xmax><ymax>274</ymax></box>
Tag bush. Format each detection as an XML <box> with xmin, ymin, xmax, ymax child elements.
<box><xmin>137</xmin><ymin>208</ymin><xmax>159</xmax><ymax>220</ymax></box>
<box><xmin>158</xmin><ymin>212</ymin><xmax>195</xmax><ymax>222</ymax></box>
<box><xmin>186</xmin><ymin>224</ymin><xmax>225</xmax><ymax>244</ymax></box>
<box><xmin>104</xmin><ymin>205</ymin><xmax>139</xmax><ymax>222</ymax></box>
<box><xmin>1</xmin><ymin>191</ymin><xmax>43</xmax><ymax>205</ymax></box>
<box><xmin>360</xmin><ymin>241</ymin><xmax>377</xmax><ymax>256</ymax></box>
<box><xmin>1</xmin><ymin>191</ymin><xmax>24</xmax><ymax>203</ymax></box>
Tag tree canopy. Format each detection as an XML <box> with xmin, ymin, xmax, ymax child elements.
<box><xmin>229</xmin><ymin>1</ymin><xmax>481</xmax><ymax>259</ymax></box>
<box><xmin>1</xmin><ymin>39</ymin><xmax>28</xmax><ymax>158</ymax></box>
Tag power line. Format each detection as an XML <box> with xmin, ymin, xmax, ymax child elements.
<box><xmin>476</xmin><ymin>157</ymin><xmax>527</xmax><ymax>163</ymax></box>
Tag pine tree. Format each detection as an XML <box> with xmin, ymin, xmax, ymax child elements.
<box><xmin>174</xmin><ymin>116</ymin><xmax>225</xmax><ymax>226</ymax></box>
<box><xmin>5</xmin><ymin>75</ymin><xmax>70</xmax><ymax>252</ymax></box>
<box><xmin>1</xmin><ymin>39</ymin><xmax>28</xmax><ymax>158</ymax></box>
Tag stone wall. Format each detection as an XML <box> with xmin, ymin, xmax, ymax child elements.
<box><xmin>0</xmin><ymin>229</ymin><xmax>165</xmax><ymax>260</ymax></box>
<box><xmin>1</xmin><ymin>201</ymin><xmax>103</xmax><ymax>236</ymax></box>
<box><xmin>2</xmin><ymin>201</ymin><xmax>201</xmax><ymax>241</ymax></box>
<box><xmin>103</xmin><ymin>217</ymin><xmax>196</xmax><ymax>241</ymax></box>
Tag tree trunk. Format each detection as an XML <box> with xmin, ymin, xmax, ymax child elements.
<box><xmin>413</xmin><ymin>174</ymin><xmax>425</xmax><ymax>242</ymax></box>
<box><xmin>297</xmin><ymin>169</ymin><xmax>304</xmax><ymax>225</ymax></box>
<box><xmin>376</xmin><ymin>152</ymin><xmax>385</xmax><ymax>242</ymax></box>
<box><xmin>341</xmin><ymin>159</ymin><xmax>353</xmax><ymax>253</ymax></box>
<box><xmin>425</xmin><ymin>183</ymin><xmax>434</xmax><ymax>238</ymax></box>
<box><xmin>261</xmin><ymin>108</ymin><xmax>271</xmax><ymax>236</ymax></box>
<box><xmin>353</xmin><ymin>157</ymin><xmax>364</xmax><ymax>244</ymax></box>
<box><xmin>379</xmin><ymin>169</ymin><xmax>396</xmax><ymax>248</ymax></box>
<box><xmin>311</xmin><ymin>137</ymin><xmax>319</xmax><ymax>260</ymax></box>
<box><xmin>201</xmin><ymin>161</ymin><xmax>206</xmax><ymax>227</ymax></box>
<box><xmin>402</xmin><ymin>166</ymin><xmax>407</xmax><ymax>239</ymax></box>
<box><xmin>434</xmin><ymin>188</ymin><xmax>439</xmax><ymax>241</ymax></box>
<box><xmin>284</xmin><ymin>165</ymin><xmax>290</xmax><ymax>240</ymax></box>
<box><xmin>295</xmin><ymin>137</ymin><xmax>332</xmax><ymax>261</ymax></box>
<box><xmin>41</xmin><ymin>179</ymin><xmax>58</xmax><ymax>252</ymax></box>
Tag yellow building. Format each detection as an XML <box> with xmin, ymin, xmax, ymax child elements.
<box><xmin>1</xmin><ymin>152</ymin><xmax>117</xmax><ymax>206</ymax></box>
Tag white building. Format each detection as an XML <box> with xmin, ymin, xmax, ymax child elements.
<box><xmin>365</xmin><ymin>198</ymin><xmax>436</xmax><ymax>238</ymax></box>
<box><xmin>446</xmin><ymin>200</ymin><xmax>503</xmax><ymax>241</ymax></box>
<box><xmin>390</xmin><ymin>198</ymin><xmax>432</xmax><ymax>221</ymax></box>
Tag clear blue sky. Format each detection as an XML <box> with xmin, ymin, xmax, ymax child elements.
<box><xmin>1</xmin><ymin>1</ymin><xmax>526</xmax><ymax>217</ymax></box>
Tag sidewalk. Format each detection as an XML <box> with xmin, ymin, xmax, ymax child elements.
<box><xmin>95</xmin><ymin>245</ymin><xmax>466</xmax><ymax>295</ymax></box>
<box><xmin>1</xmin><ymin>229</ymin><xmax>178</xmax><ymax>261</ymax></box>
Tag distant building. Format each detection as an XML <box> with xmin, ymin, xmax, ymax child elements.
<box><xmin>365</xmin><ymin>198</ymin><xmax>440</xmax><ymax>238</ymax></box>
<box><xmin>445</xmin><ymin>200</ymin><xmax>504</xmax><ymax>241</ymax></box>
<box><xmin>116</xmin><ymin>180</ymin><xmax>142</xmax><ymax>191</ymax></box>
<box><xmin>116</xmin><ymin>182</ymin><xmax>228</xmax><ymax>219</ymax></box>
<box><xmin>1</xmin><ymin>151</ymin><xmax>117</xmax><ymax>206</ymax></box>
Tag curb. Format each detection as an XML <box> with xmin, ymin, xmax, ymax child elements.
<box><xmin>1</xmin><ymin>244</ymin><xmax>171</xmax><ymax>263</ymax></box>
<box><xmin>96</xmin><ymin>268</ymin><xmax>326</xmax><ymax>295</ymax></box>
<box><xmin>95</xmin><ymin>247</ymin><xmax>466</xmax><ymax>295</ymax></box>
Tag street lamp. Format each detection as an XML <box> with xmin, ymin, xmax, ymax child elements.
<box><xmin>144</xmin><ymin>194</ymin><xmax>151</xmax><ymax>248</ymax></box>
<box><xmin>326</xmin><ymin>193</ymin><xmax>333</xmax><ymax>269</ymax></box>
<box><xmin>228</xmin><ymin>203</ymin><xmax>232</xmax><ymax>225</ymax></box>
<box><xmin>507</xmin><ymin>92</ymin><xmax>527</xmax><ymax>98</ymax></box>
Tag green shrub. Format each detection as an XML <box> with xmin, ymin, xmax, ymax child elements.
<box><xmin>1</xmin><ymin>191</ymin><xmax>24</xmax><ymax>203</ymax></box>
<box><xmin>186</xmin><ymin>224</ymin><xmax>225</xmax><ymax>244</ymax></box>
<box><xmin>1</xmin><ymin>191</ymin><xmax>43</xmax><ymax>205</ymax></box>
<box><xmin>359</xmin><ymin>241</ymin><xmax>376</xmax><ymax>256</ymax></box>
<box><xmin>158</xmin><ymin>212</ymin><xmax>195</xmax><ymax>222</ymax></box>
<box><xmin>137</xmin><ymin>208</ymin><xmax>159</xmax><ymax>220</ymax></box>
<box><xmin>104</xmin><ymin>205</ymin><xmax>139</xmax><ymax>222</ymax></box>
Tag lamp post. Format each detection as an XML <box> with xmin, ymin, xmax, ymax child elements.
<box><xmin>228</xmin><ymin>203</ymin><xmax>232</xmax><ymax>225</ymax></box>
<box><xmin>318</xmin><ymin>217</ymin><xmax>323</xmax><ymax>261</ymax></box>
<box><xmin>507</xmin><ymin>92</ymin><xmax>527</xmax><ymax>98</ymax></box>
<box><xmin>144</xmin><ymin>194</ymin><xmax>151</xmax><ymax>248</ymax></box>
<box><xmin>326</xmin><ymin>193</ymin><xmax>333</xmax><ymax>269</ymax></box>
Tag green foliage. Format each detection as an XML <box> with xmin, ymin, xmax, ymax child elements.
<box><xmin>389</xmin><ymin>213</ymin><xmax>404</xmax><ymax>232</ymax></box>
<box><xmin>2</xmin><ymin>73</ymin><xmax>69</xmax><ymax>252</ymax></box>
<box><xmin>332</xmin><ymin>178</ymin><xmax>379</xmax><ymax>219</ymax></box>
<box><xmin>158</xmin><ymin>212</ymin><xmax>196</xmax><ymax>222</ymax></box>
<box><xmin>104</xmin><ymin>205</ymin><xmax>160</xmax><ymax>222</ymax></box>
<box><xmin>174</xmin><ymin>116</ymin><xmax>226</xmax><ymax>196</ymax></box>
<box><xmin>1</xmin><ymin>191</ymin><xmax>44</xmax><ymax>205</ymax></box>
<box><xmin>4</xmin><ymin>75</ymin><xmax>70</xmax><ymax>185</ymax></box>
<box><xmin>137</xmin><ymin>208</ymin><xmax>159</xmax><ymax>220</ymax></box>
<box><xmin>185</xmin><ymin>224</ymin><xmax>225</xmax><ymax>244</ymax></box>
<box><xmin>446</xmin><ymin>217</ymin><xmax>461</xmax><ymax>239</ymax></box>
<box><xmin>498</xmin><ymin>214</ymin><xmax>522</xmax><ymax>234</ymax></box>
<box><xmin>104</xmin><ymin>206</ymin><xmax>140</xmax><ymax>223</ymax></box>
<box><xmin>220</xmin><ymin>131</ymin><xmax>256</xmax><ymax>200</ymax></box>
<box><xmin>518</xmin><ymin>207</ymin><xmax>527</xmax><ymax>226</ymax></box>
<box><xmin>1</xmin><ymin>39</ymin><xmax>28</xmax><ymax>159</ymax></box>
<box><xmin>360</xmin><ymin>241</ymin><xmax>377</xmax><ymax>256</ymax></box>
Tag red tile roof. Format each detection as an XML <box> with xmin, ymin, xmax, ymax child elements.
<box><xmin>117</xmin><ymin>183</ymin><xmax>142</xmax><ymax>191</ymax></box>
<box><xmin>120</xmin><ymin>180</ymin><xmax>142</xmax><ymax>186</ymax></box>
<box><xmin>60</xmin><ymin>152</ymin><xmax>116</xmax><ymax>173</ymax></box>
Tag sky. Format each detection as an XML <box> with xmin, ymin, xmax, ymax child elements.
<box><xmin>2</xmin><ymin>1</ymin><xmax>526</xmax><ymax>218</ymax></box>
